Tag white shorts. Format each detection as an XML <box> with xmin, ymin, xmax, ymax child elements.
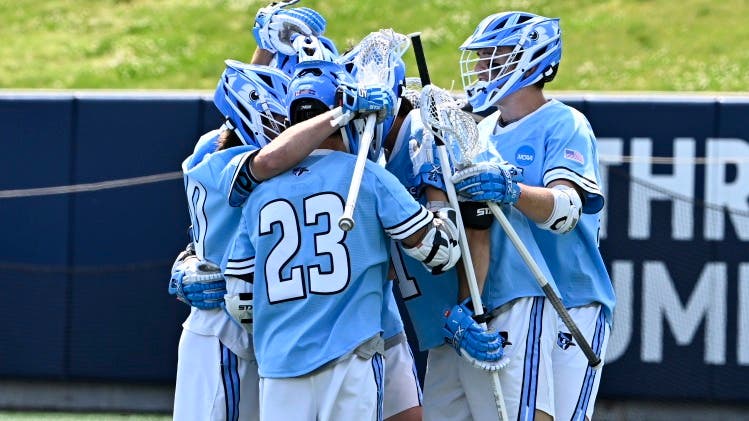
<box><xmin>553</xmin><ymin>304</ymin><xmax>610</xmax><ymax>421</ymax></box>
<box><xmin>383</xmin><ymin>333</ymin><xmax>423</xmax><ymax>419</ymax></box>
<box><xmin>423</xmin><ymin>297</ymin><xmax>556</xmax><ymax>421</ymax></box>
<box><xmin>173</xmin><ymin>329</ymin><xmax>258</xmax><ymax>421</ymax></box>
<box><xmin>259</xmin><ymin>353</ymin><xmax>385</xmax><ymax>421</ymax></box>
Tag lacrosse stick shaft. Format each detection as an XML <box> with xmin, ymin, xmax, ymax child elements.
<box><xmin>437</xmin><ymin>145</ymin><xmax>509</xmax><ymax>421</ymax></box>
<box><xmin>408</xmin><ymin>32</ymin><xmax>431</xmax><ymax>86</ymax></box>
<box><xmin>338</xmin><ymin>113</ymin><xmax>377</xmax><ymax>231</ymax></box>
<box><xmin>487</xmin><ymin>202</ymin><xmax>603</xmax><ymax>369</ymax></box>
<box><xmin>414</xmin><ymin>31</ymin><xmax>508</xmax><ymax>420</ymax></box>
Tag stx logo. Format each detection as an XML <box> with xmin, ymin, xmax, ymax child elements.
<box><xmin>476</xmin><ymin>207</ymin><xmax>491</xmax><ymax>216</ymax></box>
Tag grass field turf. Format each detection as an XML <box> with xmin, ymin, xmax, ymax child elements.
<box><xmin>1</xmin><ymin>0</ymin><xmax>747</xmax><ymax>92</ymax></box>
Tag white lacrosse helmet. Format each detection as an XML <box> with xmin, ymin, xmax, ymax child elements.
<box><xmin>459</xmin><ymin>11</ymin><xmax>562</xmax><ymax>112</ymax></box>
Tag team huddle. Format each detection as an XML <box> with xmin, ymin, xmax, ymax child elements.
<box><xmin>167</xmin><ymin>1</ymin><xmax>615</xmax><ymax>420</ymax></box>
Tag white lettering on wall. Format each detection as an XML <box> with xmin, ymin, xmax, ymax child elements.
<box><xmin>605</xmin><ymin>260</ymin><xmax>632</xmax><ymax>363</ymax></box>
<box><xmin>630</xmin><ymin>138</ymin><xmax>696</xmax><ymax>240</ymax></box>
<box><xmin>739</xmin><ymin>263</ymin><xmax>749</xmax><ymax>365</ymax></box>
<box><xmin>704</xmin><ymin>138</ymin><xmax>749</xmax><ymax>241</ymax></box>
<box><xmin>642</xmin><ymin>261</ymin><xmax>726</xmax><ymax>364</ymax></box>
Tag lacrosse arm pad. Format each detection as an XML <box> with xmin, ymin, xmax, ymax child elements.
<box><xmin>224</xmin><ymin>287</ymin><xmax>254</xmax><ymax>334</ymax></box>
<box><xmin>442</xmin><ymin>298</ymin><xmax>505</xmax><ymax>371</ymax></box>
<box><xmin>401</xmin><ymin>207</ymin><xmax>461</xmax><ymax>274</ymax></box>
<box><xmin>169</xmin><ymin>248</ymin><xmax>227</xmax><ymax>310</ymax></box>
<box><xmin>458</xmin><ymin>201</ymin><xmax>494</xmax><ymax>230</ymax></box>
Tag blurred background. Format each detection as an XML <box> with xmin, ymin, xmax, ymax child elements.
<box><xmin>1</xmin><ymin>0</ymin><xmax>748</xmax><ymax>420</ymax></box>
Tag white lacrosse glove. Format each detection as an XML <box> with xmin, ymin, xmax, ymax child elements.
<box><xmin>168</xmin><ymin>245</ymin><xmax>226</xmax><ymax>310</ymax></box>
<box><xmin>253</xmin><ymin>2</ymin><xmax>326</xmax><ymax>56</ymax></box>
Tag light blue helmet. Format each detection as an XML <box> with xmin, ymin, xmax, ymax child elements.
<box><xmin>459</xmin><ymin>11</ymin><xmax>561</xmax><ymax>112</ymax></box>
<box><xmin>286</xmin><ymin>60</ymin><xmax>361</xmax><ymax>154</ymax></box>
<box><xmin>214</xmin><ymin>59</ymin><xmax>290</xmax><ymax>147</ymax></box>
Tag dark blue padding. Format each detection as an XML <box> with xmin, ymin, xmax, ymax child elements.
<box><xmin>0</xmin><ymin>95</ymin><xmax>73</xmax><ymax>378</ymax></box>
<box><xmin>591</xmin><ymin>97</ymin><xmax>729</xmax><ymax>400</ymax></box>
<box><xmin>200</xmin><ymin>95</ymin><xmax>225</xmax><ymax>135</ymax></box>
<box><xmin>68</xmin><ymin>95</ymin><xmax>199</xmax><ymax>380</ymax></box>
<box><xmin>0</xmin><ymin>93</ymin><xmax>747</xmax><ymax>401</ymax></box>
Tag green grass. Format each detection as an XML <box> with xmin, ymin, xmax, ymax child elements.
<box><xmin>0</xmin><ymin>0</ymin><xmax>748</xmax><ymax>92</ymax></box>
<box><xmin>0</xmin><ymin>412</ymin><xmax>169</xmax><ymax>421</ymax></box>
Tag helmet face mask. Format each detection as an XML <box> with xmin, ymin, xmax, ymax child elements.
<box><xmin>214</xmin><ymin>60</ymin><xmax>290</xmax><ymax>147</ymax></box>
<box><xmin>459</xmin><ymin>12</ymin><xmax>562</xmax><ymax>112</ymax></box>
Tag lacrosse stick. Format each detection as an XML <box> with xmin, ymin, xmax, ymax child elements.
<box><xmin>411</xmin><ymin>32</ymin><xmax>507</xmax><ymax>420</ymax></box>
<box><xmin>334</xmin><ymin>29</ymin><xmax>410</xmax><ymax>231</ymax></box>
<box><xmin>420</xmin><ymin>84</ymin><xmax>509</xmax><ymax>421</ymax></box>
<box><xmin>423</xmin><ymin>85</ymin><xmax>603</xmax><ymax>370</ymax></box>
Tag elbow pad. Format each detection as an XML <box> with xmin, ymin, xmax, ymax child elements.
<box><xmin>228</xmin><ymin>150</ymin><xmax>262</xmax><ymax>207</ymax></box>
<box><xmin>402</xmin><ymin>207</ymin><xmax>461</xmax><ymax>274</ymax></box>
<box><xmin>536</xmin><ymin>185</ymin><xmax>582</xmax><ymax>234</ymax></box>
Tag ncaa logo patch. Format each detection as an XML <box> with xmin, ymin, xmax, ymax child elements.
<box><xmin>515</xmin><ymin>145</ymin><xmax>535</xmax><ymax>165</ymax></box>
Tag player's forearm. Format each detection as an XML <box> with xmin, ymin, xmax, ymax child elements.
<box><xmin>515</xmin><ymin>179</ymin><xmax>579</xmax><ymax>223</ymax></box>
<box><xmin>250</xmin><ymin>48</ymin><xmax>275</xmax><ymax>66</ymax></box>
<box><xmin>250</xmin><ymin>110</ymin><xmax>341</xmax><ymax>180</ymax></box>
<box><xmin>514</xmin><ymin>183</ymin><xmax>555</xmax><ymax>223</ymax></box>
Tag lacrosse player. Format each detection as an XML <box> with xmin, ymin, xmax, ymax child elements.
<box><xmin>452</xmin><ymin>11</ymin><xmax>615</xmax><ymax>421</ymax></box>
<box><xmin>235</xmin><ymin>60</ymin><xmax>461</xmax><ymax>421</ymax></box>
<box><xmin>171</xmin><ymin>59</ymin><xmax>350</xmax><ymax>421</ymax></box>
<box><xmin>375</xmin><ymin>76</ymin><xmax>513</xmax><ymax>421</ymax></box>
<box><xmin>251</xmin><ymin>9</ymin><xmax>429</xmax><ymax>419</ymax></box>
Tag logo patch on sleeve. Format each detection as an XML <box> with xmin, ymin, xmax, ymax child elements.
<box><xmin>564</xmin><ymin>148</ymin><xmax>585</xmax><ymax>164</ymax></box>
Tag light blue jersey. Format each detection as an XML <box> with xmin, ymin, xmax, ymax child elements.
<box><xmin>482</xmin><ymin>99</ymin><xmax>615</xmax><ymax>323</ymax></box>
<box><xmin>386</xmin><ymin>111</ymin><xmax>460</xmax><ymax>351</ymax></box>
<box><xmin>183</xmin><ymin>129</ymin><xmax>257</xmax><ymax>269</ymax></box>
<box><xmin>243</xmin><ymin>149</ymin><xmax>433</xmax><ymax>378</ymax></box>
<box><xmin>181</xmin><ymin>129</ymin><xmax>258</xmax><ymax>360</ymax></box>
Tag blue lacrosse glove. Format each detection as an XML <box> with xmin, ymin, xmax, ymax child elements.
<box><xmin>451</xmin><ymin>161</ymin><xmax>523</xmax><ymax>205</ymax></box>
<box><xmin>442</xmin><ymin>298</ymin><xmax>505</xmax><ymax>371</ymax></box>
<box><xmin>168</xmin><ymin>245</ymin><xmax>227</xmax><ymax>310</ymax></box>
<box><xmin>339</xmin><ymin>82</ymin><xmax>396</xmax><ymax>123</ymax></box>
<box><xmin>253</xmin><ymin>1</ymin><xmax>326</xmax><ymax>55</ymax></box>
<box><xmin>408</xmin><ymin>134</ymin><xmax>446</xmax><ymax>194</ymax></box>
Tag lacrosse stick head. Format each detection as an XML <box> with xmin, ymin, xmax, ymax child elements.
<box><xmin>459</xmin><ymin>12</ymin><xmax>561</xmax><ymax>112</ymax></box>
<box><xmin>214</xmin><ymin>60</ymin><xmax>290</xmax><ymax>147</ymax></box>
<box><xmin>403</xmin><ymin>77</ymin><xmax>423</xmax><ymax>109</ymax></box>
<box><xmin>338</xmin><ymin>29</ymin><xmax>410</xmax><ymax>161</ymax></box>
<box><xmin>420</xmin><ymin>85</ymin><xmax>489</xmax><ymax>170</ymax></box>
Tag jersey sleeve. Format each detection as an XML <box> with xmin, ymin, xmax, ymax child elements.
<box><xmin>224</xmin><ymin>219</ymin><xmax>255</xmax><ymax>283</ymax></box>
<box><xmin>370</xmin><ymin>162</ymin><xmax>433</xmax><ymax>240</ymax></box>
<box><xmin>541</xmin><ymin>108</ymin><xmax>605</xmax><ymax>214</ymax></box>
